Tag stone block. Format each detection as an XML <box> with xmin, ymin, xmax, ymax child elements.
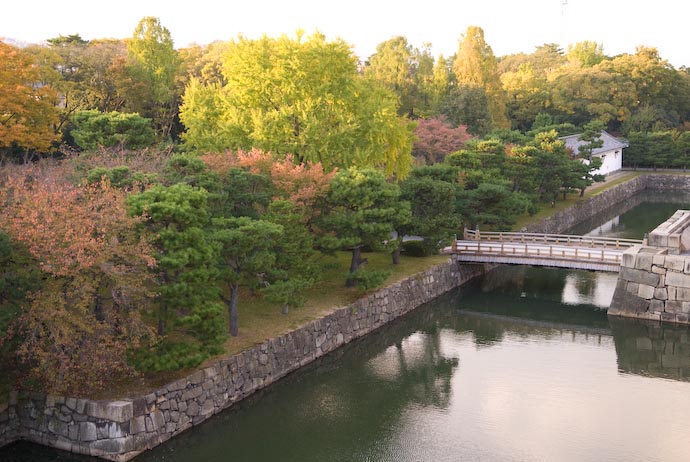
<box><xmin>675</xmin><ymin>287</ymin><xmax>690</xmax><ymax>301</ymax></box>
<box><xmin>665</xmin><ymin>301</ymin><xmax>684</xmax><ymax>314</ymax></box>
<box><xmin>626</xmin><ymin>282</ymin><xmax>639</xmax><ymax>295</ymax></box>
<box><xmin>684</xmin><ymin>259</ymin><xmax>690</xmax><ymax>274</ymax></box>
<box><xmin>181</xmin><ymin>387</ymin><xmax>203</xmax><ymax>401</ymax></box>
<box><xmin>668</xmin><ymin>234</ymin><xmax>681</xmax><ymax>249</ymax></box>
<box><xmin>683</xmin><ymin>302</ymin><xmax>690</xmax><ymax>314</ymax></box>
<box><xmin>649</xmin><ymin>232</ymin><xmax>668</xmax><ymax>248</ymax></box>
<box><xmin>635</xmin><ymin>253</ymin><xmax>654</xmax><ymax>271</ymax></box>
<box><xmin>107</xmin><ymin>422</ymin><xmax>125</xmax><ymax>439</ymax></box>
<box><xmin>68</xmin><ymin>423</ymin><xmax>79</xmax><ymax>440</ymax></box>
<box><xmin>609</xmin><ymin>287</ymin><xmax>650</xmax><ymax>314</ymax></box>
<box><xmin>638</xmin><ymin>284</ymin><xmax>655</xmax><ymax>299</ymax></box>
<box><xmin>187</xmin><ymin>401</ymin><xmax>200</xmax><ymax>417</ymax></box>
<box><xmin>90</xmin><ymin>436</ymin><xmax>135</xmax><ymax>455</ymax></box>
<box><xmin>65</xmin><ymin>397</ymin><xmax>77</xmax><ymax>411</ymax></box>
<box><xmin>651</xmin><ymin>265</ymin><xmax>666</xmax><ymax>274</ymax></box>
<box><xmin>132</xmin><ymin>398</ymin><xmax>146</xmax><ymax>417</ymax></box>
<box><xmin>48</xmin><ymin>418</ymin><xmax>68</xmax><ymax>437</ymax></box>
<box><xmin>619</xmin><ymin>267</ymin><xmax>660</xmax><ymax>287</ymax></box>
<box><xmin>668</xmin><ymin>286</ymin><xmax>677</xmax><ymax>301</ymax></box>
<box><xmin>666</xmin><ymin>271</ymin><xmax>690</xmax><ymax>289</ymax></box>
<box><xmin>79</xmin><ymin>422</ymin><xmax>97</xmax><ymax>442</ymax></box>
<box><xmin>653</xmin><ymin>253</ymin><xmax>667</xmax><ymax>266</ymax></box>
<box><xmin>145</xmin><ymin>416</ymin><xmax>154</xmax><ymax>433</ymax></box>
<box><xmin>665</xmin><ymin>255</ymin><xmax>686</xmax><ymax>272</ymax></box>
<box><xmin>86</xmin><ymin>401</ymin><xmax>133</xmax><ymax>423</ymax></box>
<box><xmin>621</xmin><ymin>248</ymin><xmax>638</xmax><ymax>268</ymax></box>
<box><xmin>654</xmin><ymin>287</ymin><xmax>668</xmax><ymax>300</ymax></box>
<box><xmin>189</xmin><ymin>370</ymin><xmax>205</xmax><ymax>385</ymax></box>
<box><xmin>650</xmin><ymin>299</ymin><xmax>665</xmax><ymax>313</ymax></box>
<box><xmin>200</xmin><ymin>400</ymin><xmax>214</xmax><ymax>416</ymax></box>
<box><xmin>129</xmin><ymin>415</ymin><xmax>146</xmax><ymax>434</ymax></box>
<box><xmin>151</xmin><ymin>410</ymin><xmax>165</xmax><ymax>431</ymax></box>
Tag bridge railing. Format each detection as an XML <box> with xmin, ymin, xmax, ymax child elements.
<box><xmin>451</xmin><ymin>241</ymin><xmax>624</xmax><ymax>263</ymax></box>
<box><xmin>462</xmin><ymin>228</ymin><xmax>643</xmax><ymax>249</ymax></box>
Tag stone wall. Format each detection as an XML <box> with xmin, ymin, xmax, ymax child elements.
<box><xmin>0</xmin><ymin>261</ymin><xmax>485</xmax><ymax>461</ymax></box>
<box><xmin>609</xmin><ymin>244</ymin><xmax>690</xmax><ymax>324</ymax></box>
<box><xmin>526</xmin><ymin>173</ymin><xmax>690</xmax><ymax>234</ymax></box>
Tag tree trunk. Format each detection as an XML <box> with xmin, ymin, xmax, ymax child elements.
<box><xmin>391</xmin><ymin>246</ymin><xmax>401</xmax><ymax>265</ymax></box>
<box><xmin>228</xmin><ymin>282</ymin><xmax>240</xmax><ymax>337</ymax></box>
<box><xmin>157</xmin><ymin>304</ymin><xmax>167</xmax><ymax>336</ymax></box>
<box><xmin>282</xmin><ymin>303</ymin><xmax>289</xmax><ymax>315</ymax></box>
<box><xmin>346</xmin><ymin>246</ymin><xmax>367</xmax><ymax>287</ymax></box>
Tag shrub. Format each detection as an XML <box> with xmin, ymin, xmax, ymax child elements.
<box><xmin>71</xmin><ymin>110</ymin><xmax>155</xmax><ymax>151</ymax></box>
<box><xmin>401</xmin><ymin>240</ymin><xmax>437</xmax><ymax>257</ymax></box>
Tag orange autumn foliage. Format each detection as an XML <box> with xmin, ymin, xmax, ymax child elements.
<box><xmin>0</xmin><ymin>42</ymin><xmax>59</xmax><ymax>161</ymax></box>
<box><xmin>201</xmin><ymin>148</ymin><xmax>336</xmax><ymax>209</ymax></box>
<box><xmin>0</xmin><ymin>166</ymin><xmax>157</xmax><ymax>394</ymax></box>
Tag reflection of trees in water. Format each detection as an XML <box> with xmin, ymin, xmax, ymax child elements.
<box><xmin>134</xmin><ymin>302</ymin><xmax>461</xmax><ymax>462</ymax></box>
<box><xmin>609</xmin><ymin>316</ymin><xmax>690</xmax><ymax>382</ymax></box>
<box><xmin>570</xmin><ymin>190</ymin><xmax>690</xmax><ymax>238</ymax></box>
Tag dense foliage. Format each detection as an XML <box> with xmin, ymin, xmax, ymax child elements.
<box><xmin>2</xmin><ymin>17</ymin><xmax>689</xmax><ymax>395</ymax></box>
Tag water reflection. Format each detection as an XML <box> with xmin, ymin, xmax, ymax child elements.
<box><xmin>610</xmin><ymin>316</ymin><xmax>690</xmax><ymax>382</ymax></box>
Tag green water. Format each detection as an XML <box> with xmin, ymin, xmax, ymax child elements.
<box><xmin>4</xmin><ymin>191</ymin><xmax>690</xmax><ymax>462</ymax></box>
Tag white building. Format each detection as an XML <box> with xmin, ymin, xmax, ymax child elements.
<box><xmin>560</xmin><ymin>131</ymin><xmax>628</xmax><ymax>176</ymax></box>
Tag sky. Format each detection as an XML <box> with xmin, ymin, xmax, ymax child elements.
<box><xmin>2</xmin><ymin>0</ymin><xmax>688</xmax><ymax>67</ymax></box>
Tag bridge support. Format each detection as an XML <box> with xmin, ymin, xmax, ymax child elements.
<box><xmin>610</xmin><ymin>210</ymin><xmax>690</xmax><ymax>324</ymax></box>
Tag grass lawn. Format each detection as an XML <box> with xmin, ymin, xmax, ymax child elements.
<box><xmin>100</xmin><ymin>251</ymin><xmax>450</xmax><ymax>398</ymax></box>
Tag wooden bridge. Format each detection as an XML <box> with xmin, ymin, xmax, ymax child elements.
<box><xmin>443</xmin><ymin>229</ymin><xmax>644</xmax><ymax>272</ymax></box>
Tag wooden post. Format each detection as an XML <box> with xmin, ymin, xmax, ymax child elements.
<box><xmin>601</xmin><ymin>249</ymin><xmax>604</xmax><ymax>261</ymax></box>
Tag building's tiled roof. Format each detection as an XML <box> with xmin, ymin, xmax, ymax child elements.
<box><xmin>560</xmin><ymin>131</ymin><xmax>628</xmax><ymax>156</ymax></box>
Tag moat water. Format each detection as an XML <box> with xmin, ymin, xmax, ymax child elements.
<box><xmin>4</xmin><ymin>191</ymin><xmax>690</xmax><ymax>462</ymax></box>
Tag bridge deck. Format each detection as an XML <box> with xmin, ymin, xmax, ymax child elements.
<box><xmin>443</xmin><ymin>230</ymin><xmax>643</xmax><ymax>272</ymax></box>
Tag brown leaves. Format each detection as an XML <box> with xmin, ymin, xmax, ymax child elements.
<box><xmin>1</xmin><ymin>163</ymin><xmax>157</xmax><ymax>394</ymax></box>
<box><xmin>202</xmin><ymin>148</ymin><xmax>336</xmax><ymax>209</ymax></box>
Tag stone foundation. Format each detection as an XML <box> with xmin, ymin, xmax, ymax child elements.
<box><xmin>610</xmin><ymin>208</ymin><xmax>690</xmax><ymax>324</ymax></box>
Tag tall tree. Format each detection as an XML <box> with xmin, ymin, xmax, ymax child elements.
<box><xmin>180</xmin><ymin>32</ymin><xmax>414</xmax><ymax>177</ymax></box>
<box><xmin>412</xmin><ymin>117</ymin><xmax>472</xmax><ymax>164</ymax></box>
<box><xmin>2</xmin><ymin>171</ymin><xmax>155</xmax><ymax>393</ymax></box>
<box><xmin>127</xmin><ymin>16</ymin><xmax>180</xmax><ymax>138</ymax></box>
<box><xmin>0</xmin><ymin>42</ymin><xmax>58</xmax><ymax>163</ymax></box>
<box><xmin>318</xmin><ymin>168</ymin><xmax>409</xmax><ymax>286</ymax></box>
<box><xmin>127</xmin><ymin>184</ymin><xmax>225</xmax><ymax>356</ymax></box>
<box><xmin>365</xmin><ymin>36</ymin><xmax>416</xmax><ymax>117</ymax></box>
<box><xmin>212</xmin><ymin>216</ymin><xmax>282</xmax><ymax>336</ymax></box>
<box><xmin>453</xmin><ymin>26</ymin><xmax>509</xmax><ymax>129</ymax></box>
<box><xmin>567</xmin><ymin>41</ymin><xmax>606</xmax><ymax>67</ymax></box>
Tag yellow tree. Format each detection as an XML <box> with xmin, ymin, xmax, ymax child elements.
<box><xmin>181</xmin><ymin>32</ymin><xmax>414</xmax><ymax>177</ymax></box>
<box><xmin>452</xmin><ymin>26</ymin><xmax>509</xmax><ymax>129</ymax></box>
<box><xmin>0</xmin><ymin>42</ymin><xmax>58</xmax><ymax>164</ymax></box>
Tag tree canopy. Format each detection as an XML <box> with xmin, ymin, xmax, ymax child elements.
<box><xmin>180</xmin><ymin>32</ymin><xmax>415</xmax><ymax>177</ymax></box>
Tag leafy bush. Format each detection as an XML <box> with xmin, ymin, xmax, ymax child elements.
<box><xmin>401</xmin><ymin>240</ymin><xmax>437</xmax><ymax>257</ymax></box>
<box><xmin>346</xmin><ymin>269</ymin><xmax>391</xmax><ymax>289</ymax></box>
<box><xmin>71</xmin><ymin>110</ymin><xmax>155</xmax><ymax>150</ymax></box>
<box><xmin>128</xmin><ymin>341</ymin><xmax>208</xmax><ymax>373</ymax></box>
